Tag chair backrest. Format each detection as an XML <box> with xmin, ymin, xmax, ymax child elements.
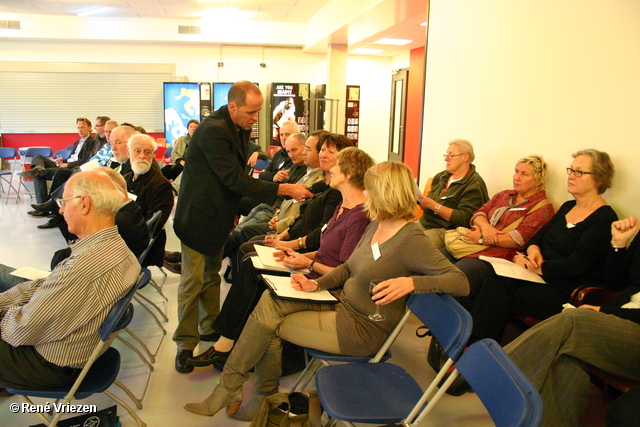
<box><xmin>254</xmin><ymin>158</ymin><xmax>270</xmax><ymax>171</ymax></box>
<box><xmin>66</xmin><ymin>144</ymin><xmax>75</xmax><ymax>151</ymax></box>
<box><xmin>454</xmin><ymin>339</ymin><xmax>543</xmax><ymax>427</ymax></box>
<box><xmin>164</xmin><ymin>146</ymin><xmax>173</xmax><ymax>159</ymax></box>
<box><xmin>99</xmin><ymin>268</ymin><xmax>151</xmax><ymax>341</ymax></box>
<box><xmin>155</xmin><ymin>145</ymin><xmax>166</xmax><ymax>161</ymax></box>
<box><xmin>407</xmin><ymin>292</ymin><xmax>472</xmax><ymax>361</ymax></box>
<box><xmin>138</xmin><ymin>210</ymin><xmax>163</xmax><ymax>264</ymax></box>
<box><xmin>0</xmin><ymin>147</ymin><xmax>18</xmax><ymax>159</ymax></box>
<box><xmin>268</xmin><ymin>145</ymin><xmax>282</xmax><ymax>157</ymax></box>
<box><xmin>53</xmin><ymin>149</ymin><xmax>72</xmax><ymax>161</ymax></box>
<box><xmin>23</xmin><ymin>147</ymin><xmax>53</xmax><ymax>159</ymax></box>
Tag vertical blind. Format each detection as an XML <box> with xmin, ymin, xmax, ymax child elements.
<box><xmin>0</xmin><ymin>62</ymin><xmax>175</xmax><ymax>133</ymax></box>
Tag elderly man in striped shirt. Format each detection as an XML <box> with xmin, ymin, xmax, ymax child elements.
<box><xmin>0</xmin><ymin>169</ymin><xmax>140</xmax><ymax>393</ymax></box>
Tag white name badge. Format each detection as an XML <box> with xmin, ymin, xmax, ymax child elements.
<box><xmin>509</xmin><ymin>207</ymin><xmax>526</xmax><ymax>211</ymax></box>
<box><xmin>321</xmin><ymin>223</ymin><xmax>328</xmax><ymax>233</ymax></box>
<box><xmin>372</xmin><ymin>242</ymin><xmax>381</xmax><ymax>261</ymax></box>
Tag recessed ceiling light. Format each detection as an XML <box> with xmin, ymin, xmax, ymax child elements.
<box><xmin>77</xmin><ymin>6</ymin><xmax>111</xmax><ymax>17</ymax></box>
<box><xmin>374</xmin><ymin>38</ymin><xmax>412</xmax><ymax>45</ymax></box>
<box><xmin>351</xmin><ymin>48</ymin><xmax>383</xmax><ymax>54</ymax></box>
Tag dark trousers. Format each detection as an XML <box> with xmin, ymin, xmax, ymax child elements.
<box><xmin>470</xmin><ymin>272</ymin><xmax>568</xmax><ymax>342</ymax></box>
<box><xmin>213</xmin><ymin>258</ymin><xmax>288</xmax><ymax>341</ymax></box>
<box><xmin>0</xmin><ymin>339</ymin><xmax>80</xmax><ymax>390</ymax></box>
<box><xmin>608</xmin><ymin>385</ymin><xmax>640</xmax><ymax>427</ymax></box>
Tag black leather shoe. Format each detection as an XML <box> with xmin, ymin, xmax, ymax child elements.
<box><xmin>212</xmin><ymin>352</ymin><xmax>231</xmax><ymax>372</ymax></box>
<box><xmin>164</xmin><ymin>251</ymin><xmax>181</xmax><ymax>263</ymax></box>
<box><xmin>175</xmin><ymin>349</ymin><xmax>194</xmax><ymax>373</ymax></box>
<box><xmin>37</xmin><ymin>218</ymin><xmax>59</xmax><ymax>229</ymax></box>
<box><xmin>22</xmin><ymin>166</ymin><xmax>46</xmax><ymax>179</ymax></box>
<box><xmin>163</xmin><ymin>260</ymin><xmax>181</xmax><ymax>274</ymax></box>
<box><xmin>31</xmin><ymin>199</ymin><xmax>57</xmax><ymax>212</ymax></box>
<box><xmin>28</xmin><ymin>210</ymin><xmax>52</xmax><ymax>217</ymax></box>
<box><xmin>199</xmin><ymin>332</ymin><xmax>221</xmax><ymax>342</ymax></box>
<box><xmin>187</xmin><ymin>346</ymin><xmax>231</xmax><ymax>367</ymax></box>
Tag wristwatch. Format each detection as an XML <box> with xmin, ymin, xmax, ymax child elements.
<box><xmin>309</xmin><ymin>261</ymin><xmax>315</xmax><ymax>272</ymax></box>
<box><xmin>478</xmin><ymin>236</ymin><xmax>484</xmax><ymax>245</ymax></box>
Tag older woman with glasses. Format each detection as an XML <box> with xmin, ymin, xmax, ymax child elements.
<box><xmin>466</xmin><ymin>149</ymin><xmax>618</xmax><ymax>344</ymax></box>
<box><xmin>416</xmin><ymin>138</ymin><xmax>489</xmax><ymax>248</ymax></box>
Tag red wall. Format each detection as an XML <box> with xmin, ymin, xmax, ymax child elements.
<box><xmin>2</xmin><ymin>132</ymin><xmax>166</xmax><ymax>153</ymax></box>
<box><xmin>403</xmin><ymin>46</ymin><xmax>425</xmax><ymax>178</ymax></box>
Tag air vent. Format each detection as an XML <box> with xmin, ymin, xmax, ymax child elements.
<box><xmin>0</xmin><ymin>20</ymin><xmax>21</xmax><ymax>30</ymax></box>
<box><xmin>178</xmin><ymin>25</ymin><xmax>201</xmax><ymax>35</ymax></box>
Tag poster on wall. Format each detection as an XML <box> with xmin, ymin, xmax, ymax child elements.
<box><xmin>163</xmin><ymin>82</ymin><xmax>201</xmax><ymax>147</ymax></box>
<box><xmin>345</xmin><ymin>85</ymin><xmax>361</xmax><ymax>146</ymax></box>
<box><xmin>270</xmin><ymin>83</ymin><xmax>310</xmax><ymax>144</ymax></box>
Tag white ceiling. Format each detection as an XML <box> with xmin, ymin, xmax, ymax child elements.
<box><xmin>0</xmin><ymin>0</ymin><xmax>427</xmax><ymax>56</ymax></box>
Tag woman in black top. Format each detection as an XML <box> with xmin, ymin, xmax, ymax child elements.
<box><xmin>467</xmin><ymin>149</ymin><xmax>617</xmax><ymax>342</ymax></box>
<box><xmin>504</xmin><ymin>216</ymin><xmax>640</xmax><ymax>426</ymax></box>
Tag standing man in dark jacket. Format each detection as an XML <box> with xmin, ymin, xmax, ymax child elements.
<box><xmin>172</xmin><ymin>81</ymin><xmax>311</xmax><ymax>373</ymax></box>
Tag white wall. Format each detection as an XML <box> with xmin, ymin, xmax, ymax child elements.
<box><xmin>0</xmin><ymin>40</ymin><xmax>393</xmax><ymax>161</ymax></box>
<box><xmin>420</xmin><ymin>0</ymin><xmax>640</xmax><ymax>218</ymax></box>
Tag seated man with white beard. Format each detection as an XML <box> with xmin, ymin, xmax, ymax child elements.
<box><xmin>123</xmin><ymin>134</ymin><xmax>174</xmax><ymax>268</ymax></box>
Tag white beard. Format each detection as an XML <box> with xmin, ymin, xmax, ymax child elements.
<box><xmin>131</xmin><ymin>160</ymin><xmax>151</xmax><ymax>175</ymax></box>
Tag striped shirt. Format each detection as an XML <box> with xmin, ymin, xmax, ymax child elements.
<box><xmin>0</xmin><ymin>226</ymin><xmax>140</xmax><ymax>368</ymax></box>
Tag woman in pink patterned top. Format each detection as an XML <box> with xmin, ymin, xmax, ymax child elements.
<box><xmin>442</xmin><ymin>155</ymin><xmax>555</xmax><ymax>304</ymax></box>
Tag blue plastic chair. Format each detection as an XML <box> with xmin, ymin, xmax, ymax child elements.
<box><xmin>288</xmin><ymin>308</ymin><xmax>407</xmax><ymax>393</ymax></box>
<box><xmin>315</xmin><ymin>292</ymin><xmax>472</xmax><ymax>426</ymax></box>
<box><xmin>6</xmin><ymin>268</ymin><xmax>151</xmax><ymax>427</ymax></box>
<box><xmin>427</xmin><ymin>339</ymin><xmax>543</xmax><ymax>427</ymax></box>
<box><xmin>0</xmin><ymin>147</ymin><xmax>20</xmax><ymax>203</ymax></box>
<box><xmin>253</xmin><ymin>158</ymin><xmax>270</xmax><ymax>171</ymax></box>
<box><xmin>17</xmin><ymin>146</ymin><xmax>53</xmax><ymax>197</ymax></box>
<box><xmin>53</xmin><ymin>149</ymin><xmax>72</xmax><ymax>161</ymax></box>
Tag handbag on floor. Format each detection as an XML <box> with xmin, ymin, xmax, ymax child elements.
<box><xmin>418</xmin><ymin>327</ymin><xmax>471</xmax><ymax>396</ymax></box>
<box><xmin>249</xmin><ymin>391</ymin><xmax>321</xmax><ymax>427</ymax></box>
<box><xmin>30</xmin><ymin>404</ymin><xmax>119</xmax><ymax>427</ymax></box>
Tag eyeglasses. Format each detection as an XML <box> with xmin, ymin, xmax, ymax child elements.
<box><xmin>566</xmin><ymin>167</ymin><xmax>594</xmax><ymax>178</ymax></box>
<box><xmin>303</xmin><ymin>146</ymin><xmax>314</xmax><ymax>151</ymax></box>
<box><xmin>443</xmin><ymin>153</ymin><xmax>464</xmax><ymax>159</ymax></box>
<box><xmin>95</xmin><ymin>124</ymin><xmax>104</xmax><ymax>128</ymax></box>
<box><xmin>56</xmin><ymin>196</ymin><xmax>81</xmax><ymax>208</ymax></box>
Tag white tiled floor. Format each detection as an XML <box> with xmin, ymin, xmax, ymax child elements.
<box><xmin>0</xmin><ymin>180</ymin><xmax>605</xmax><ymax>426</ymax></box>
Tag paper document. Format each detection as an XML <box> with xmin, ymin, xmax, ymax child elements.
<box><xmin>79</xmin><ymin>159</ymin><xmax>101</xmax><ymax>171</ymax></box>
<box><xmin>253</xmin><ymin>245</ymin><xmax>308</xmax><ymax>274</ymax></box>
<box><xmin>261</xmin><ymin>274</ymin><xmax>338</xmax><ymax>303</ymax></box>
<box><xmin>10</xmin><ymin>266</ymin><xmax>51</xmax><ymax>280</ymax></box>
<box><xmin>479</xmin><ymin>256</ymin><xmax>547</xmax><ymax>284</ymax></box>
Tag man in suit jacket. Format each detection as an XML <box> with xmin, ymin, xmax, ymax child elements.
<box><xmin>123</xmin><ymin>134</ymin><xmax>174</xmax><ymax>268</ymax></box>
<box><xmin>24</xmin><ymin>118</ymin><xmax>102</xmax><ymax>204</ymax></box>
<box><xmin>172</xmin><ymin>80</ymin><xmax>312</xmax><ymax>373</ymax></box>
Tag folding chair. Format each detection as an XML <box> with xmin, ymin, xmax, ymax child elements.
<box><xmin>0</xmin><ymin>147</ymin><xmax>20</xmax><ymax>203</ymax></box>
<box><xmin>53</xmin><ymin>149</ymin><xmax>72</xmax><ymax>162</ymax></box>
<box><xmin>162</xmin><ymin>146</ymin><xmax>173</xmax><ymax>165</ymax></box>
<box><xmin>288</xmin><ymin>307</ymin><xmax>410</xmax><ymax>393</ymax></box>
<box><xmin>6</xmin><ymin>268</ymin><xmax>151</xmax><ymax>427</ymax></box>
<box><xmin>315</xmin><ymin>292</ymin><xmax>472</xmax><ymax>426</ymax></box>
<box><xmin>118</xmin><ymin>211</ymin><xmax>168</xmax><ymax>375</ymax></box>
<box><xmin>415</xmin><ymin>339</ymin><xmax>543</xmax><ymax>427</ymax></box>
<box><xmin>17</xmin><ymin>146</ymin><xmax>53</xmax><ymax>198</ymax></box>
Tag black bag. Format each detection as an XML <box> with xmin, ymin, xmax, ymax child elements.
<box><xmin>249</xmin><ymin>391</ymin><xmax>321</xmax><ymax>427</ymax></box>
<box><xmin>418</xmin><ymin>327</ymin><xmax>471</xmax><ymax>396</ymax></box>
<box><xmin>31</xmin><ymin>404</ymin><xmax>118</xmax><ymax>427</ymax></box>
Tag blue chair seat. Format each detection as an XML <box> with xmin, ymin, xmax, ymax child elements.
<box><xmin>316</xmin><ymin>362</ymin><xmax>424</xmax><ymax>424</ymax></box>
